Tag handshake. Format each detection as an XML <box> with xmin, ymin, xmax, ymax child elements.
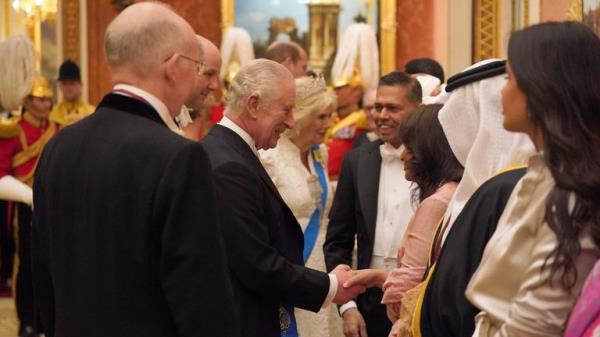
<box><xmin>330</xmin><ymin>265</ymin><xmax>387</xmax><ymax>305</ymax></box>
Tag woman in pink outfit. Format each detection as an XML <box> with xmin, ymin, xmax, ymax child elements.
<box><xmin>344</xmin><ymin>104</ymin><xmax>463</xmax><ymax>336</ymax></box>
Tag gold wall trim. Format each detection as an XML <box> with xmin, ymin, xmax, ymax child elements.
<box><xmin>380</xmin><ymin>0</ymin><xmax>396</xmax><ymax>74</ymax></box>
<box><xmin>4</xmin><ymin>0</ymin><xmax>10</xmax><ymax>38</ymax></box>
<box><xmin>567</xmin><ymin>0</ymin><xmax>583</xmax><ymax>21</ymax></box>
<box><xmin>62</xmin><ymin>0</ymin><xmax>80</xmax><ymax>64</ymax></box>
<box><xmin>221</xmin><ymin>0</ymin><xmax>234</xmax><ymax>30</ymax></box>
<box><xmin>524</xmin><ymin>0</ymin><xmax>529</xmax><ymax>26</ymax></box>
<box><xmin>473</xmin><ymin>0</ymin><xmax>499</xmax><ymax>62</ymax></box>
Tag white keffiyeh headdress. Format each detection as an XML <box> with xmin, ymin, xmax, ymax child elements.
<box><xmin>439</xmin><ymin>59</ymin><xmax>536</xmax><ymax>235</ymax></box>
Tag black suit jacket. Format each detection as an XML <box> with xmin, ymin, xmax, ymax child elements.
<box><xmin>420</xmin><ymin>168</ymin><xmax>527</xmax><ymax>337</ymax></box>
<box><xmin>325</xmin><ymin>140</ymin><xmax>383</xmax><ymax>271</ymax></box>
<box><xmin>324</xmin><ymin>140</ymin><xmax>392</xmax><ymax>337</ymax></box>
<box><xmin>32</xmin><ymin>94</ymin><xmax>236</xmax><ymax>337</ymax></box>
<box><xmin>200</xmin><ymin>125</ymin><xmax>330</xmax><ymax>337</ymax></box>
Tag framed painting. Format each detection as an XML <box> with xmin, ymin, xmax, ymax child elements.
<box><xmin>221</xmin><ymin>0</ymin><xmax>396</xmax><ymax>77</ymax></box>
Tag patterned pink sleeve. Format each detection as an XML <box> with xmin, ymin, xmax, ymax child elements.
<box><xmin>380</xmin><ymin>195</ymin><xmax>450</xmax><ymax>320</ymax></box>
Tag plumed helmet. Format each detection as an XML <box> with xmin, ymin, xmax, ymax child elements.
<box><xmin>331</xmin><ymin>23</ymin><xmax>379</xmax><ymax>90</ymax></box>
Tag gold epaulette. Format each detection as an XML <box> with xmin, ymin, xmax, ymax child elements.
<box><xmin>330</xmin><ymin>110</ymin><xmax>368</xmax><ymax>138</ymax></box>
<box><xmin>0</xmin><ymin>116</ymin><xmax>21</xmax><ymax>138</ymax></box>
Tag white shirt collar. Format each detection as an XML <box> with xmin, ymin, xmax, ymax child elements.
<box><xmin>113</xmin><ymin>84</ymin><xmax>182</xmax><ymax>135</ymax></box>
<box><xmin>380</xmin><ymin>142</ymin><xmax>404</xmax><ymax>161</ymax></box>
<box><xmin>218</xmin><ymin>116</ymin><xmax>258</xmax><ymax>156</ymax></box>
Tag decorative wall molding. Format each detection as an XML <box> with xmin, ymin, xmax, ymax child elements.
<box><xmin>62</xmin><ymin>0</ymin><xmax>80</xmax><ymax>64</ymax></box>
<box><xmin>474</xmin><ymin>0</ymin><xmax>499</xmax><ymax>62</ymax></box>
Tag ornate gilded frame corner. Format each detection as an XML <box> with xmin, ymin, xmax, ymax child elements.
<box><xmin>567</xmin><ymin>0</ymin><xmax>583</xmax><ymax>21</ymax></box>
<box><xmin>62</xmin><ymin>0</ymin><xmax>80</xmax><ymax>65</ymax></box>
<box><xmin>473</xmin><ymin>0</ymin><xmax>500</xmax><ymax>62</ymax></box>
<box><xmin>379</xmin><ymin>0</ymin><xmax>396</xmax><ymax>75</ymax></box>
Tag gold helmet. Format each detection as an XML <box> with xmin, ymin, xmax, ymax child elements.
<box><xmin>332</xmin><ymin>65</ymin><xmax>363</xmax><ymax>89</ymax></box>
<box><xmin>29</xmin><ymin>74</ymin><xmax>53</xmax><ymax>98</ymax></box>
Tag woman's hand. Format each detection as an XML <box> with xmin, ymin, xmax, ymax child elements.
<box><xmin>343</xmin><ymin>269</ymin><xmax>389</xmax><ymax>289</ymax></box>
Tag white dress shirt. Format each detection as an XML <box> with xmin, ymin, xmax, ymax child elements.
<box><xmin>218</xmin><ymin>117</ymin><xmax>338</xmax><ymax>309</ymax></box>
<box><xmin>373</xmin><ymin>143</ymin><xmax>414</xmax><ymax>262</ymax></box>
<box><xmin>218</xmin><ymin>116</ymin><xmax>258</xmax><ymax>156</ymax></box>
<box><xmin>340</xmin><ymin>142</ymin><xmax>414</xmax><ymax>315</ymax></box>
<box><xmin>112</xmin><ymin>84</ymin><xmax>182</xmax><ymax>135</ymax></box>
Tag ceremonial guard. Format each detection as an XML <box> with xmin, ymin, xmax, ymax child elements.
<box><xmin>327</xmin><ymin>22</ymin><xmax>379</xmax><ymax>179</ymax></box>
<box><xmin>49</xmin><ymin>60</ymin><xmax>94</xmax><ymax>127</ymax></box>
<box><xmin>0</xmin><ymin>75</ymin><xmax>57</xmax><ymax>336</ymax></box>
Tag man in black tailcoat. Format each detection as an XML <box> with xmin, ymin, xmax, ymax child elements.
<box><xmin>200</xmin><ymin>59</ymin><xmax>365</xmax><ymax>337</ymax></box>
<box><xmin>31</xmin><ymin>3</ymin><xmax>235</xmax><ymax>337</ymax></box>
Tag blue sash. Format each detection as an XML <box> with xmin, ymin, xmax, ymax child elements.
<box><xmin>281</xmin><ymin>146</ymin><xmax>328</xmax><ymax>337</ymax></box>
<box><xmin>303</xmin><ymin>145</ymin><xmax>328</xmax><ymax>263</ymax></box>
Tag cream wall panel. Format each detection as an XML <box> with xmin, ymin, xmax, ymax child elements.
<box><xmin>448</xmin><ymin>0</ymin><xmax>473</xmax><ymax>75</ymax></box>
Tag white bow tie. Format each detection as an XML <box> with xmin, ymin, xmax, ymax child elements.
<box><xmin>380</xmin><ymin>144</ymin><xmax>402</xmax><ymax>161</ymax></box>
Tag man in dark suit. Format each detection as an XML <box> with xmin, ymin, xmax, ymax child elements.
<box><xmin>200</xmin><ymin>59</ymin><xmax>364</xmax><ymax>337</ymax></box>
<box><xmin>324</xmin><ymin>72</ymin><xmax>422</xmax><ymax>337</ymax></box>
<box><xmin>31</xmin><ymin>3</ymin><xmax>235</xmax><ymax>337</ymax></box>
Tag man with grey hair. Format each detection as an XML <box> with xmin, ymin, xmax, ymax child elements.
<box><xmin>31</xmin><ymin>3</ymin><xmax>235</xmax><ymax>337</ymax></box>
<box><xmin>200</xmin><ymin>58</ymin><xmax>364</xmax><ymax>337</ymax></box>
<box><xmin>264</xmin><ymin>40</ymin><xmax>308</xmax><ymax>78</ymax></box>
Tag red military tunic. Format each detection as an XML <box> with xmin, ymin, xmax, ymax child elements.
<box><xmin>326</xmin><ymin>109</ymin><xmax>368</xmax><ymax>179</ymax></box>
<box><xmin>0</xmin><ymin>113</ymin><xmax>58</xmax><ymax>186</ymax></box>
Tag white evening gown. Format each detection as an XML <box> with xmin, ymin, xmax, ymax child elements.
<box><xmin>261</xmin><ymin>136</ymin><xmax>344</xmax><ymax>337</ymax></box>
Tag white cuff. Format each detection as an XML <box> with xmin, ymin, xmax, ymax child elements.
<box><xmin>321</xmin><ymin>274</ymin><xmax>338</xmax><ymax>309</ymax></box>
<box><xmin>0</xmin><ymin>175</ymin><xmax>33</xmax><ymax>205</ymax></box>
<box><xmin>339</xmin><ymin>301</ymin><xmax>358</xmax><ymax>315</ymax></box>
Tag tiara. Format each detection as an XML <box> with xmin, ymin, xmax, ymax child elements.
<box><xmin>296</xmin><ymin>75</ymin><xmax>327</xmax><ymax>103</ymax></box>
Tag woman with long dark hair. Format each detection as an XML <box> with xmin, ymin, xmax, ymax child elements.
<box><xmin>345</xmin><ymin>104</ymin><xmax>463</xmax><ymax>337</ymax></box>
<box><xmin>398</xmin><ymin>104</ymin><xmax>463</xmax><ymax>205</ymax></box>
<box><xmin>465</xmin><ymin>21</ymin><xmax>600</xmax><ymax>336</ymax></box>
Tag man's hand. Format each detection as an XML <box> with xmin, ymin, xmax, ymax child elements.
<box><xmin>331</xmin><ymin>265</ymin><xmax>365</xmax><ymax>304</ymax></box>
<box><xmin>342</xmin><ymin>308</ymin><xmax>368</xmax><ymax>337</ymax></box>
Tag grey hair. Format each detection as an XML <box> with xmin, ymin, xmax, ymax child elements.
<box><xmin>225</xmin><ymin>59</ymin><xmax>293</xmax><ymax>117</ymax></box>
<box><xmin>104</xmin><ymin>2</ymin><xmax>192</xmax><ymax>77</ymax></box>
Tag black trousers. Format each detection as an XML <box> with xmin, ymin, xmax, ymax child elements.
<box><xmin>357</xmin><ymin>287</ymin><xmax>393</xmax><ymax>337</ymax></box>
<box><xmin>15</xmin><ymin>203</ymin><xmax>36</xmax><ymax>334</ymax></box>
<box><xmin>0</xmin><ymin>201</ymin><xmax>15</xmax><ymax>288</ymax></box>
